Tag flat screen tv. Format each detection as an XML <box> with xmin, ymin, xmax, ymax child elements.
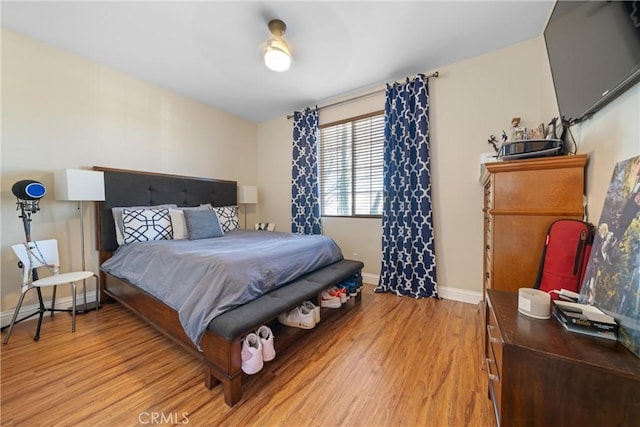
<box><xmin>544</xmin><ymin>1</ymin><xmax>640</xmax><ymax>124</ymax></box>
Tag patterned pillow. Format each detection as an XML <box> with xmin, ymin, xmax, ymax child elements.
<box><xmin>122</xmin><ymin>208</ymin><xmax>173</xmax><ymax>243</ymax></box>
<box><xmin>112</xmin><ymin>204</ymin><xmax>177</xmax><ymax>245</ymax></box>
<box><xmin>212</xmin><ymin>205</ymin><xmax>239</xmax><ymax>232</ymax></box>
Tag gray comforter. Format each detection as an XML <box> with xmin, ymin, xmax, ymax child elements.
<box><xmin>101</xmin><ymin>230</ymin><xmax>343</xmax><ymax>348</ymax></box>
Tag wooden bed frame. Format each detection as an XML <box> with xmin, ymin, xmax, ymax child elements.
<box><xmin>93</xmin><ymin>166</ymin><xmax>363</xmax><ymax>406</ymax></box>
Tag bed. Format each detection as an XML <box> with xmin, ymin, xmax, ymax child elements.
<box><xmin>93</xmin><ymin>166</ymin><xmax>364</xmax><ymax>406</ymax></box>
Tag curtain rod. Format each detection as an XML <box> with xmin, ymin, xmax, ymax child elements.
<box><xmin>286</xmin><ymin>71</ymin><xmax>439</xmax><ymax>120</ymax></box>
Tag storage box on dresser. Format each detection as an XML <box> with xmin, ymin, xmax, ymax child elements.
<box><xmin>485</xmin><ymin>290</ymin><xmax>640</xmax><ymax>427</ymax></box>
<box><xmin>480</xmin><ymin>154</ymin><xmax>587</xmax><ymax>295</ymax></box>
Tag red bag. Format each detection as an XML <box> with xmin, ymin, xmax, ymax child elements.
<box><xmin>533</xmin><ymin>219</ymin><xmax>595</xmax><ymax>298</ymax></box>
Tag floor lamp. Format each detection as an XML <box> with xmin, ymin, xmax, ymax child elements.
<box><xmin>54</xmin><ymin>169</ymin><xmax>105</xmax><ymax>312</ymax></box>
<box><xmin>237</xmin><ymin>185</ymin><xmax>258</xmax><ymax>229</ymax></box>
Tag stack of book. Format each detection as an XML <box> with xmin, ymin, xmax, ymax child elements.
<box><xmin>552</xmin><ymin>300</ymin><xmax>618</xmax><ymax>340</ymax></box>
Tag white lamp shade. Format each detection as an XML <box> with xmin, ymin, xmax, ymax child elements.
<box><xmin>54</xmin><ymin>169</ymin><xmax>105</xmax><ymax>201</ymax></box>
<box><xmin>264</xmin><ymin>39</ymin><xmax>291</xmax><ymax>72</ymax></box>
<box><xmin>237</xmin><ymin>185</ymin><xmax>258</xmax><ymax>204</ymax></box>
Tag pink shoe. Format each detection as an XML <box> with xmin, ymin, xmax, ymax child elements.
<box><xmin>241</xmin><ymin>333</ymin><xmax>263</xmax><ymax>374</ymax></box>
<box><xmin>256</xmin><ymin>325</ymin><xmax>276</xmax><ymax>362</ymax></box>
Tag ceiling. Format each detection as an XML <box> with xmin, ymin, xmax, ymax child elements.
<box><xmin>1</xmin><ymin>1</ymin><xmax>555</xmax><ymax>123</ymax></box>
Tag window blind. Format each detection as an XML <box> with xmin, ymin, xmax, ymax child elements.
<box><xmin>319</xmin><ymin>112</ymin><xmax>384</xmax><ymax>217</ymax></box>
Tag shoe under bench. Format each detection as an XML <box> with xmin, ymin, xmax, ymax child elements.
<box><xmin>104</xmin><ymin>258</ymin><xmax>364</xmax><ymax>407</ymax></box>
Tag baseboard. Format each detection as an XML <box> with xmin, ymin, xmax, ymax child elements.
<box><xmin>362</xmin><ymin>273</ymin><xmax>482</xmax><ymax>305</ymax></box>
<box><xmin>1</xmin><ymin>281</ymin><xmax>483</xmax><ymax>327</ymax></box>
<box><xmin>1</xmin><ymin>292</ymin><xmax>98</xmax><ymax>328</ymax></box>
<box><xmin>362</xmin><ymin>273</ymin><xmax>379</xmax><ymax>286</ymax></box>
<box><xmin>437</xmin><ymin>286</ymin><xmax>483</xmax><ymax>305</ymax></box>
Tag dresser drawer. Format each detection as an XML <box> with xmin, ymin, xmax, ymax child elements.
<box><xmin>487</xmin><ymin>307</ymin><xmax>503</xmax><ymax>373</ymax></box>
<box><xmin>486</xmin><ymin>302</ymin><xmax>503</xmax><ymax>424</ymax></box>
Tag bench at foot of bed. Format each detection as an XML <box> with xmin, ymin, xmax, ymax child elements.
<box><xmin>103</xmin><ymin>258</ymin><xmax>364</xmax><ymax>407</ymax></box>
<box><xmin>201</xmin><ymin>259</ymin><xmax>364</xmax><ymax>406</ymax></box>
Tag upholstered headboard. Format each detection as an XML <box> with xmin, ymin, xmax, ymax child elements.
<box><xmin>94</xmin><ymin>166</ymin><xmax>237</xmax><ymax>252</ymax></box>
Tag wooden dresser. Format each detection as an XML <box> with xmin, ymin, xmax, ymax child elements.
<box><xmin>485</xmin><ymin>290</ymin><xmax>640</xmax><ymax>426</ymax></box>
<box><xmin>480</xmin><ymin>155</ymin><xmax>588</xmax><ymax>295</ymax></box>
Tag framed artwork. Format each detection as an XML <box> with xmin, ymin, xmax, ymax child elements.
<box><xmin>580</xmin><ymin>155</ymin><xmax>640</xmax><ymax>358</ymax></box>
<box><xmin>511</xmin><ymin>127</ymin><xmax>525</xmax><ymax>141</ymax></box>
<box><xmin>527</xmin><ymin>123</ymin><xmax>545</xmax><ymax>140</ymax></box>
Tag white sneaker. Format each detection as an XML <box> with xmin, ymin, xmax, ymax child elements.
<box><xmin>320</xmin><ymin>290</ymin><xmax>342</xmax><ymax>308</ymax></box>
<box><xmin>256</xmin><ymin>325</ymin><xmax>276</xmax><ymax>362</ymax></box>
<box><xmin>302</xmin><ymin>300</ymin><xmax>320</xmax><ymax>323</ymax></box>
<box><xmin>241</xmin><ymin>333</ymin><xmax>263</xmax><ymax>374</ymax></box>
<box><xmin>278</xmin><ymin>306</ymin><xmax>316</xmax><ymax>329</ymax></box>
<box><xmin>299</xmin><ymin>303</ymin><xmax>316</xmax><ymax>321</ymax></box>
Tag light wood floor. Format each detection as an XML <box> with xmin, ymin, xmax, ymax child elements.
<box><xmin>1</xmin><ymin>286</ymin><xmax>494</xmax><ymax>427</ymax></box>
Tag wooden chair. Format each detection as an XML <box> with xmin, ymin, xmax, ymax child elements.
<box><xmin>3</xmin><ymin>239</ymin><xmax>99</xmax><ymax>344</ymax></box>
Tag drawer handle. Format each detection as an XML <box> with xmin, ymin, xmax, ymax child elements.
<box><xmin>487</xmin><ymin>325</ymin><xmax>500</xmax><ymax>344</ymax></box>
<box><xmin>485</xmin><ymin>358</ymin><xmax>500</xmax><ymax>382</ymax></box>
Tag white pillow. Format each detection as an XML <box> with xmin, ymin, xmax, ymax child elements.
<box><xmin>169</xmin><ymin>209</ymin><xmax>187</xmax><ymax>240</ymax></box>
<box><xmin>112</xmin><ymin>204</ymin><xmax>177</xmax><ymax>245</ymax></box>
<box><xmin>121</xmin><ymin>208</ymin><xmax>173</xmax><ymax>243</ymax></box>
<box><xmin>212</xmin><ymin>205</ymin><xmax>239</xmax><ymax>232</ymax></box>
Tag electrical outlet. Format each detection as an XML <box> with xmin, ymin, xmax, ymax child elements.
<box><xmin>352</xmin><ymin>252</ymin><xmax>358</xmax><ymax>260</ymax></box>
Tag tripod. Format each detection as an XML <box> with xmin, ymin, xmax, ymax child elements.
<box><xmin>2</xmin><ymin>201</ymin><xmax>72</xmax><ymax>341</ymax></box>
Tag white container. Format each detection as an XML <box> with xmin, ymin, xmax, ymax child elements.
<box><xmin>518</xmin><ymin>288</ymin><xmax>551</xmax><ymax>319</ymax></box>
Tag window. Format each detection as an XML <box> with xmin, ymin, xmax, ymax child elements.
<box><xmin>319</xmin><ymin>111</ymin><xmax>384</xmax><ymax>217</ymax></box>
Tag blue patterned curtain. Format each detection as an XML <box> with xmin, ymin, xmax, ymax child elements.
<box><xmin>291</xmin><ymin>107</ymin><xmax>322</xmax><ymax>235</ymax></box>
<box><xmin>375</xmin><ymin>75</ymin><xmax>438</xmax><ymax>298</ymax></box>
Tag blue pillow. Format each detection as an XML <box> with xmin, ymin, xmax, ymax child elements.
<box><xmin>183</xmin><ymin>209</ymin><xmax>224</xmax><ymax>240</ymax></box>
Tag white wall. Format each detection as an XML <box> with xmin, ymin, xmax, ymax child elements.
<box><xmin>257</xmin><ymin>36</ymin><xmax>560</xmax><ymax>292</ymax></box>
<box><xmin>1</xmin><ymin>29</ymin><xmax>259</xmax><ymax>311</ymax></box>
<box><xmin>574</xmin><ymin>82</ymin><xmax>640</xmax><ymax>223</ymax></box>
<box><xmin>430</xmin><ymin>36</ymin><xmax>559</xmax><ymax>293</ymax></box>
<box><xmin>256</xmin><ymin>116</ymin><xmax>294</xmax><ymax>230</ymax></box>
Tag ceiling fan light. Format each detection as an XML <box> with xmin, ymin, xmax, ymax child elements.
<box><xmin>264</xmin><ymin>39</ymin><xmax>291</xmax><ymax>72</ymax></box>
